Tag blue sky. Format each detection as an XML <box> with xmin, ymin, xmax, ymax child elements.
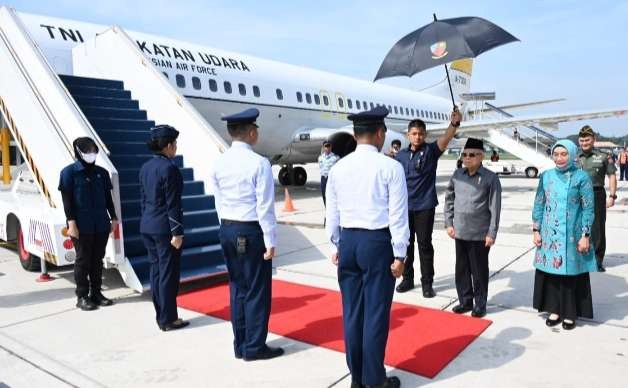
<box><xmin>8</xmin><ymin>0</ymin><xmax>628</xmax><ymax>138</ymax></box>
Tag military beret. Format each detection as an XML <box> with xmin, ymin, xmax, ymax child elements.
<box><xmin>221</xmin><ymin>108</ymin><xmax>260</xmax><ymax>125</ymax></box>
<box><xmin>150</xmin><ymin>124</ymin><xmax>179</xmax><ymax>140</ymax></box>
<box><xmin>464</xmin><ymin>137</ymin><xmax>484</xmax><ymax>150</ymax></box>
<box><xmin>579</xmin><ymin>125</ymin><xmax>596</xmax><ymax>137</ymax></box>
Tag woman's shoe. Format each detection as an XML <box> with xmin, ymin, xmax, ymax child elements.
<box><xmin>562</xmin><ymin>320</ymin><xmax>576</xmax><ymax>330</ymax></box>
<box><xmin>545</xmin><ymin>316</ymin><xmax>561</xmax><ymax>327</ymax></box>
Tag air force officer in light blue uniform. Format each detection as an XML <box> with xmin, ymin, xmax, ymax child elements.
<box><xmin>325</xmin><ymin>106</ymin><xmax>409</xmax><ymax>388</ymax></box>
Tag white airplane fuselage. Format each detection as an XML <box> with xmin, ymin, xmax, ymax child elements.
<box><xmin>19</xmin><ymin>12</ymin><xmax>457</xmax><ymax>166</ymax></box>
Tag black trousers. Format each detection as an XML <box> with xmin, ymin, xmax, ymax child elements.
<box><xmin>72</xmin><ymin>232</ymin><xmax>109</xmax><ymax>298</ymax></box>
<box><xmin>592</xmin><ymin>188</ymin><xmax>606</xmax><ymax>265</ymax></box>
<box><xmin>620</xmin><ymin>164</ymin><xmax>627</xmax><ymax>180</ymax></box>
<box><xmin>321</xmin><ymin>175</ymin><xmax>328</xmax><ymax>206</ymax></box>
<box><xmin>403</xmin><ymin>208</ymin><xmax>435</xmax><ymax>285</ymax></box>
<box><xmin>455</xmin><ymin>239</ymin><xmax>490</xmax><ymax>309</ymax></box>
<box><xmin>142</xmin><ymin>234</ymin><xmax>181</xmax><ymax>326</ymax></box>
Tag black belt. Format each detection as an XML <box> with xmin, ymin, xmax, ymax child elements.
<box><xmin>221</xmin><ymin>219</ymin><xmax>259</xmax><ymax>226</ymax></box>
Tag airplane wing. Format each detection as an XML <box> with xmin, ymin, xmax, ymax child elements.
<box><xmin>467</xmin><ymin>98</ymin><xmax>566</xmax><ymax>116</ymax></box>
<box><xmin>423</xmin><ymin>107</ymin><xmax>628</xmax><ymax>135</ymax></box>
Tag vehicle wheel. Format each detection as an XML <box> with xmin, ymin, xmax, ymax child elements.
<box><xmin>293</xmin><ymin>167</ymin><xmax>307</xmax><ymax>186</ymax></box>
<box><xmin>525</xmin><ymin>167</ymin><xmax>538</xmax><ymax>178</ymax></box>
<box><xmin>278</xmin><ymin>167</ymin><xmax>291</xmax><ymax>186</ymax></box>
<box><xmin>17</xmin><ymin>223</ymin><xmax>41</xmax><ymax>272</ymax></box>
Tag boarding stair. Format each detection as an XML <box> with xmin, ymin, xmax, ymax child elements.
<box><xmin>60</xmin><ymin>75</ymin><xmax>225</xmax><ymax>290</ymax></box>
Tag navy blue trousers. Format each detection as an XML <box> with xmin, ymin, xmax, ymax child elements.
<box><xmin>338</xmin><ymin>228</ymin><xmax>395</xmax><ymax>386</ymax></box>
<box><xmin>142</xmin><ymin>234</ymin><xmax>181</xmax><ymax>326</ymax></box>
<box><xmin>219</xmin><ymin>223</ymin><xmax>272</xmax><ymax>358</ymax></box>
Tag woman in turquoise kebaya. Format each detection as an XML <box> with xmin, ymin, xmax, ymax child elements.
<box><xmin>532</xmin><ymin>139</ymin><xmax>597</xmax><ymax>330</ymax></box>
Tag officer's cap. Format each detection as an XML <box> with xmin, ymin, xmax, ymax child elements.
<box><xmin>150</xmin><ymin>125</ymin><xmax>179</xmax><ymax>140</ymax></box>
<box><xmin>464</xmin><ymin>137</ymin><xmax>484</xmax><ymax>150</ymax></box>
<box><xmin>323</xmin><ymin>141</ymin><xmax>331</xmax><ymax>146</ymax></box>
<box><xmin>579</xmin><ymin>125</ymin><xmax>596</xmax><ymax>138</ymax></box>
<box><xmin>221</xmin><ymin>108</ymin><xmax>260</xmax><ymax>126</ymax></box>
<box><xmin>348</xmin><ymin>106</ymin><xmax>389</xmax><ymax>127</ymax></box>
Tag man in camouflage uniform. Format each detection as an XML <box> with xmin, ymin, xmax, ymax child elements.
<box><xmin>577</xmin><ymin>125</ymin><xmax>618</xmax><ymax>272</ymax></box>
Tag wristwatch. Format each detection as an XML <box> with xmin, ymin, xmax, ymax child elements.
<box><xmin>609</xmin><ymin>194</ymin><xmax>618</xmax><ymax>200</ymax></box>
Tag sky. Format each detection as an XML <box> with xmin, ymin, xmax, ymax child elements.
<box><xmin>7</xmin><ymin>0</ymin><xmax>628</xmax><ymax>138</ymax></box>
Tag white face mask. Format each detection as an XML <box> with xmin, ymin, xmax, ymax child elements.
<box><xmin>79</xmin><ymin>151</ymin><xmax>98</xmax><ymax>164</ymax></box>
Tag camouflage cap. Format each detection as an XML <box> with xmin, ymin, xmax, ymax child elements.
<box><xmin>578</xmin><ymin>125</ymin><xmax>596</xmax><ymax>138</ymax></box>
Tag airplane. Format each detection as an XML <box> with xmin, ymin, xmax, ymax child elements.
<box><xmin>17</xmin><ymin>11</ymin><xmax>628</xmax><ymax>186</ymax></box>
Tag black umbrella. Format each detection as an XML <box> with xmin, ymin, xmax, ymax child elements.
<box><xmin>374</xmin><ymin>15</ymin><xmax>519</xmax><ymax>108</ymax></box>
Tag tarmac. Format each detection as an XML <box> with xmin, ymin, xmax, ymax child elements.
<box><xmin>1</xmin><ymin>160</ymin><xmax>627</xmax><ymax>388</ymax></box>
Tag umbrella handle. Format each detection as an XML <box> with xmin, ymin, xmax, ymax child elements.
<box><xmin>434</xmin><ymin>13</ymin><xmax>458</xmax><ymax>110</ymax></box>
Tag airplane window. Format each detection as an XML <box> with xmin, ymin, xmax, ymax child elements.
<box><xmin>394</xmin><ymin>106</ymin><xmax>398</xmax><ymax>114</ymax></box>
<box><xmin>323</xmin><ymin>95</ymin><xmax>329</xmax><ymax>106</ymax></box>
<box><xmin>347</xmin><ymin>99</ymin><xmax>353</xmax><ymax>109</ymax></box>
<box><xmin>405</xmin><ymin>107</ymin><xmax>410</xmax><ymax>116</ymax></box>
<box><xmin>429</xmin><ymin>111</ymin><xmax>433</xmax><ymax>119</ymax></box>
<box><xmin>338</xmin><ymin>97</ymin><xmax>344</xmax><ymax>108</ymax></box>
<box><xmin>356</xmin><ymin>100</ymin><xmax>361</xmax><ymax>109</ymax></box>
<box><xmin>192</xmin><ymin>76</ymin><xmax>201</xmax><ymax>90</ymax></box>
<box><xmin>370</xmin><ymin>102</ymin><xmax>374</xmax><ymax>109</ymax></box>
<box><xmin>238</xmin><ymin>83</ymin><xmax>246</xmax><ymax>96</ymax></box>
<box><xmin>297</xmin><ymin>92</ymin><xmax>303</xmax><ymax>102</ymax></box>
<box><xmin>176</xmin><ymin>74</ymin><xmax>186</xmax><ymax>88</ymax></box>
<box><xmin>209</xmin><ymin>79</ymin><xmax>218</xmax><ymax>92</ymax></box>
<box><xmin>387</xmin><ymin>105</ymin><xmax>392</xmax><ymax>112</ymax></box>
<box><xmin>306</xmin><ymin>93</ymin><xmax>312</xmax><ymax>104</ymax></box>
<box><xmin>314</xmin><ymin>94</ymin><xmax>320</xmax><ymax>105</ymax></box>
<box><xmin>253</xmin><ymin>85</ymin><xmax>260</xmax><ymax>97</ymax></box>
<box><xmin>276</xmin><ymin>88</ymin><xmax>283</xmax><ymax>100</ymax></box>
<box><xmin>411</xmin><ymin>108</ymin><xmax>415</xmax><ymax>116</ymax></box>
<box><xmin>162</xmin><ymin>72</ymin><xmax>169</xmax><ymax>79</ymax></box>
<box><xmin>363</xmin><ymin>101</ymin><xmax>367</xmax><ymax>110</ymax></box>
<box><xmin>224</xmin><ymin>81</ymin><xmax>232</xmax><ymax>94</ymax></box>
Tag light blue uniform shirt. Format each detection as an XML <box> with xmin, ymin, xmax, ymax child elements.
<box><xmin>318</xmin><ymin>152</ymin><xmax>340</xmax><ymax>177</ymax></box>
<box><xmin>325</xmin><ymin>144</ymin><xmax>410</xmax><ymax>258</ymax></box>
<box><xmin>209</xmin><ymin>141</ymin><xmax>277</xmax><ymax>248</ymax></box>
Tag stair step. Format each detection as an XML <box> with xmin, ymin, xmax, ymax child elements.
<box><xmin>98</xmin><ymin>129</ymin><xmax>150</xmax><ymax>143</ymax></box>
<box><xmin>110</xmin><ymin>154</ymin><xmax>183</xmax><ymax>169</ymax></box>
<box><xmin>122</xmin><ymin>209</ymin><xmax>219</xmax><ymax>237</ymax></box>
<box><xmin>129</xmin><ymin>244</ymin><xmax>227</xmax><ymax>289</ymax></box>
<box><xmin>123</xmin><ymin>225</ymin><xmax>220</xmax><ymax>257</ymax></box>
<box><xmin>118</xmin><ymin>167</ymin><xmax>194</xmax><ymax>184</ymax></box>
<box><xmin>89</xmin><ymin>118</ymin><xmax>155</xmax><ymax>131</ymax></box>
<box><xmin>81</xmin><ymin>107</ymin><xmax>148</xmax><ymax>120</ymax></box>
<box><xmin>60</xmin><ymin>74</ymin><xmax>124</xmax><ymax>90</ymax></box>
<box><xmin>120</xmin><ymin>180</ymin><xmax>205</xmax><ymax>200</ymax></box>
<box><xmin>121</xmin><ymin>194</ymin><xmax>215</xmax><ymax>220</ymax></box>
<box><xmin>106</xmin><ymin>142</ymin><xmax>151</xmax><ymax>155</ymax></box>
<box><xmin>67</xmin><ymin>85</ymin><xmax>131</xmax><ymax>99</ymax></box>
<box><xmin>74</xmin><ymin>96</ymin><xmax>139</xmax><ymax>110</ymax></box>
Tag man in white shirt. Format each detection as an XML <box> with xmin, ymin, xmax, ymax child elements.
<box><xmin>209</xmin><ymin>108</ymin><xmax>282</xmax><ymax>361</ymax></box>
<box><xmin>326</xmin><ymin>106</ymin><xmax>409</xmax><ymax>388</ymax></box>
<box><xmin>318</xmin><ymin>141</ymin><xmax>340</xmax><ymax>206</ymax></box>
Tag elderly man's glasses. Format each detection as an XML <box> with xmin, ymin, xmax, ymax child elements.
<box><xmin>462</xmin><ymin>152</ymin><xmax>481</xmax><ymax>158</ymax></box>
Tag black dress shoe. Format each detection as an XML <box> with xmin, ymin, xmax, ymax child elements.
<box><xmin>396</xmin><ymin>278</ymin><xmax>414</xmax><ymax>293</ymax></box>
<box><xmin>350</xmin><ymin>382</ymin><xmax>365</xmax><ymax>388</ymax></box>
<box><xmin>545</xmin><ymin>316</ymin><xmax>561</xmax><ymax>327</ymax></box>
<box><xmin>90</xmin><ymin>292</ymin><xmax>114</xmax><ymax>306</ymax></box>
<box><xmin>76</xmin><ymin>297</ymin><xmax>97</xmax><ymax>311</ymax></box>
<box><xmin>471</xmin><ymin>307</ymin><xmax>487</xmax><ymax>318</ymax></box>
<box><xmin>562</xmin><ymin>320</ymin><xmax>576</xmax><ymax>330</ymax></box>
<box><xmin>366</xmin><ymin>376</ymin><xmax>401</xmax><ymax>388</ymax></box>
<box><xmin>597</xmin><ymin>264</ymin><xmax>606</xmax><ymax>272</ymax></box>
<box><xmin>244</xmin><ymin>346</ymin><xmax>284</xmax><ymax>361</ymax></box>
<box><xmin>452</xmin><ymin>304</ymin><xmax>473</xmax><ymax>314</ymax></box>
<box><xmin>422</xmin><ymin>285</ymin><xmax>436</xmax><ymax>298</ymax></box>
<box><xmin>159</xmin><ymin>319</ymin><xmax>189</xmax><ymax>332</ymax></box>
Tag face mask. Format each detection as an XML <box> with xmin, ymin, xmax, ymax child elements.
<box><xmin>79</xmin><ymin>151</ymin><xmax>98</xmax><ymax>164</ymax></box>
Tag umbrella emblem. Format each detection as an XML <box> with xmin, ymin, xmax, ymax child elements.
<box><xmin>430</xmin><ymin>41</ymin><xmax>448</xmax><ymax>59</ymax></box>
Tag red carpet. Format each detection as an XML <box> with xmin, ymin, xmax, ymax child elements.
<box><xmin>177</xmin><ymin>279</ymin><xmax>491</xmax><ymax>378</ymax></box>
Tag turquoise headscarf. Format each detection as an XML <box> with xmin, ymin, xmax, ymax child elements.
<box><xmin>551</xmin><ymin>139</ymin><xmax>578</xmax><ymax>171</ymax></box>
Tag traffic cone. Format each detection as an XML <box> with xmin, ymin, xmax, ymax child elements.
<box><xmin>282</xmin><ymin>187</ymin><xmax>296</xmax><ymax>212</ymax></box>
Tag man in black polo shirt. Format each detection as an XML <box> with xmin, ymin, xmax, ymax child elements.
<box><xmin>395</xmin><ymin>109</ymin><xmax>461</xmax><ymax>297</ymax></box>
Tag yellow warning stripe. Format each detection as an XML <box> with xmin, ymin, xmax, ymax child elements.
<box><xmin>0</xmin><ymin>95</ymin><xmax>56</xmax><ymax>208</ymax></box>
<box><xmin>44</xmin><ymin>251</ymin><xmax>58</xmax><ymax>265</ymax></box>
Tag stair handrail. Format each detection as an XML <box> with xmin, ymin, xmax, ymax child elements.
<box><xmin>2</xmin><ymin>7</ymin><xmax>111</xmax><ymax>157</ymax></box>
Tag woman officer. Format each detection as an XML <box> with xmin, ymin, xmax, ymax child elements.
<box><xmin>139</xmin><ymin>125</ymin><xmax>188</xmax><ymax>331</ymax></box>
<box><xmin>59</xmin><ymin>137</ymin><xmax>118</xmax><ymax>311</ymax></box>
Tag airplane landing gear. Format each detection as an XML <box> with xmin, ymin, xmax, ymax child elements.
<box><xmin>278</xmin><ymin>165</ymin><xmax>307</xmax><ymax>186</ymax></box>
